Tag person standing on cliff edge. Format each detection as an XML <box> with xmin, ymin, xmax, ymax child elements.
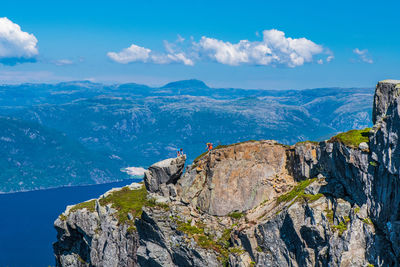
<box><xmin>207</xmin><ymin>142</ymin><xmax>213</xmax><ymax>152</ymax></box>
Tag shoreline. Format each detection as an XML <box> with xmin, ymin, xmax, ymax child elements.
<box><xmin>0</xmin><ymin>176</ymin><xmax>144</xmax><ymax>195</ymax></box>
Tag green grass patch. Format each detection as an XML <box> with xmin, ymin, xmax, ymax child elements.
<box><xmin>369</xmin><ymin>161</ymin><xmax>378</xmax><ymax>167</ymax></box>
<box><xmin>77</xmin><ymin>255</ymin><xmax>87</xmax><ymax>264</ymax></box>
<box><xmin>362</xmin><ymin>218</ymin><xmax>373</xmax><ymax>225</ymax></box>
<box><xmin>325</xmin><ymin>209</ymin><xmax>334</xmax><ymax>224</ymax></box>
<box><xmin>300</xmin><ymin>193</ymin><xmax>324</xmax><ymax>203</ymax></box>
<box><xmin>256</xmin><ymin>246</ymin><xmax>263</xmax><ymax>252</ymax></box>
<box><xmin>64</xmin><ymin>185</ymin><xmax>169</xmax><ymax>232</ymax></box>
<box><xmin>99</xmin><ymin>186</ymin><xmax>149</xmax><ymax>225</ymax></box>
<box><xmin>329</xmin><ymin>128</ymin><xmax>371</xmax><ymax>148</ymax></box>
<box><xmin>228</xmin><ymin>211</ymin><xmax>244</xmax><ymax>219</ymax></box>
<box><xmin>59</xmin><ymin>214</ymin><xmax>67</xmax><ymax>221</ymax></box>
<box><xmin>229</xmin><ymin>247</ymin><xmax>245</xmax><ymax>254</ymax></box>
<box><xmin>177</xmin><ymin>221</ymin><xmax>205</xmax><ymax>235</ymax></box>
<box><xmin>276</xmin><ymin>178</ymin><xmax>317</xmax><ymax>204</ymax></box>
<box><xmin>69</xmin><ymin>199</ymin><xmax>96</xmax><ymax>213</ymax></box>
<box><xmin>97</xmin><ymin>185</ymin><xmax>169</xmax><ymax>230</ymax></box>
<box><xmin>354</xmin><ymin>207</ymin><xmax>360</xmax><ymax>214</ymax></box>
<box><xmin>332</xmin><ymin>221</ymin><xmax>348</xmax><ymax>236</ymax></box>
<box><xmin>325</xmin><ymin>209</ymin><xmax>350</xmax><ymax>236</ymax></box>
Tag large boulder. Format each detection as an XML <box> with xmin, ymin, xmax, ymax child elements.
<box><xmin>144</xmin><ymin>156</ymin><xmax>186</xmax><ymax>196</ymax></box>
<box><xmin>177</xmin><ymin>141</ymin><xmax>298</xmax><ymax>216</ymax></box>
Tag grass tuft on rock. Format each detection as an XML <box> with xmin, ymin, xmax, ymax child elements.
<box><xmin>99</xmin><ymin>186</ymin><xmax>149</xmax><ymax>225</ymax></box>
<box><xmin>69</xmin><ymin>199</ymin><xmax>96</xmax><ymax>213</ymax></box>
<box><xmin>332</xmin><ymin>221</ymin><xmax>348</xmax><ymax>236</ymax></box>
<box><xmin>228</xmin><ymin>211</ymin><xmax>244</xmax><ymax>219</ymax></box>
<box><xmin>329</xmin><ymin>128</ymin><xmax>371</xmax><ymax>148</ymax></box>
<box><xmin>276</xmin><ymin>178</ymin><xmax>317</xmax><ymax>204</ymax></box>
<box><xmin>362</xmin><ymin>218</ymin><xmax>373</xmax><ymax>225</ymax></box>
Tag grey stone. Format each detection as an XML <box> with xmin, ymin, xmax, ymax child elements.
<box><xmin>359</xmin><ymin>142</ymin><xmax>369</xmax><ymax>150</ymax></box>
<box><xmin>144</xmin><ymin>156</ymin><xmax>186</xmax><ymax>195</ymax></box>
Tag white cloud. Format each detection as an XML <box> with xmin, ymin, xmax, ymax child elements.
<box><xmin>53</xmin><ymin>59</ymin><xmax>74</xmax><ymax>66</ymax></box>
<box><xmin>0</xmin><ymin>17</ymin><xmax>38</xmax><ymax>64</ymax></box>
<box><xmin>107</xmin><ymin>44</ymin><xmax>151</xmax><ymax>64</ymax></box>
<box><xmin>108</xmin><ymin>30</ymin><xmax>328</xmax><ymax>68</ymax></box>
<box><xmin>353</xmin><ymin>48</ymin><xmax>373</xmax><ymax>64</ymax></box>
<box><xmin>176</xmin><ymin>34</ymin><xmax>185</xmax><ymax>43</ymax></box>
<box><xmin>195</xmin><ymin>29</ymin><xmax>325</xmax><ymax>67</ymax></box>
<box><xmin>107</xmin><ymin>42</ymin><xmax>193</xmax><ymax>66</ymax></box>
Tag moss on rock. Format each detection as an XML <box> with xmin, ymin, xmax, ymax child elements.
<box><xmin>329</xmin><ymin>128</ymin><xmax>371</xmax><ymax>148</ymax></box>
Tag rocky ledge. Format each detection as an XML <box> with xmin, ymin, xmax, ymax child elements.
<box><xmin>54</xmin><ymin>80</ymin><xmax>400</xmax><ymax>266</ymax></box>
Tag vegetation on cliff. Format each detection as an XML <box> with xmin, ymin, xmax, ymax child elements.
<box><xmin>64</xmin><ymin>185</ymin><xmax>169</xmax><ymax>230</ymax></box>
<box><xmin>69</xmin><ymin>199</ymin><xmax>96</xmax><ymax>213</ymax></box>
<box><xmin>329</xmin><ymin>128</ymin><xmax>371</xmax><ymax>148</ymax></box>
<box><xmin>276</xmin><ymin>178</ymin><xmax>322</xmax><ymax>204</ymax></box>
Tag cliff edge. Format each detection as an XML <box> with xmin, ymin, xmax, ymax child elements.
<box><xmin>54</xmin><ymin>80</ymin><xmax>400</xmax><ymax>266</ymax></box>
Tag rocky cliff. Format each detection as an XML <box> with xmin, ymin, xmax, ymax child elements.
<box><xmin>54</xmin><ymin>80</ymin><xmax>400</xmax><ymax>266</ymax></box>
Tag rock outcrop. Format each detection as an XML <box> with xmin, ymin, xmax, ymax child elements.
<box><xmin>144</xmin><ymin>155</ymin><xmax>186</xmax><ymax>196</ymax></box>
<box><xmin>54</xmin><ymin>80</ymin><xmax>400</xmax><ymax>267</ymax></box>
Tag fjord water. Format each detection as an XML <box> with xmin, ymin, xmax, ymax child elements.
<box><xmin>0</xmin><ymin>179</ymin><xmax>141</xmax><ymax>267</ymax></box>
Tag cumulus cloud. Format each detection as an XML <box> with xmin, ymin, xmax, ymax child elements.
<box><xmin>353</xmin><ymin>48</ymin><xmax>373</xmax><ymax>64</ymax></box>
<box><xmin>108</xmin><ymin>29</ymin><xmax>329</xmax><ymax>67</ymax></box>
<box><xmin>195</xmin><ymin>29</ymin><xmax>325</xmax><ymax>67</ymax></box>
<box><xmin>0</xmin><ymin>17</ymin><xmax>38</xmax><ymax>65</ymax></box>
<box><xmin>107</xmin><ymin>43</ymin><xmax>193</xmax><ymax>66</ymax></box>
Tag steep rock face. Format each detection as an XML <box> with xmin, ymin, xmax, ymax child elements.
<box><xmin>369</xmin><ymin>80</ymin><xmax>400</xmax><ymax>258</ymax></box>
<box><xmin>176</xmin><ymin>141</ymin><xmax>319</xmax><ymax>216</ymax></box>
<box><xmin>254</xmin><ymin>197</ymin><xmax>376</xmax><ymax>267</ymax></box>
<box><xmin>53</xmin><ymin>183</ymin><xmax>142</xmax><ymax>266</ymax></box>
<box><xmin>54</xmin><ymin>80</ymin><xmax>400</xmax><ymax>267</ymax></box>
<box><xmin>136</xmin><ymin>206</ymin><xmax>220</xmax><ymax>267</ymax></box>
<box><xmin>177</xmin><ymin>141</ymin><xmax>295</xmax><ymax>216</ymax></box>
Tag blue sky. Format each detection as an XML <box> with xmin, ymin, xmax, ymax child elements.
<box><xmin>0</xmin><ymin>0</ymin><xmax>399</xmax><ymax>89</ymax></box>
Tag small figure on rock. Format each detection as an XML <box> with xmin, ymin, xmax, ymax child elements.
<box><xmin>206</xmin><ymin>142</ymin><xmax>213</xmax><ymax>152</ymax></box>
<box><xmin>180</xmin><ymin>148</ymin><xmax>184</xmax><ymax>156</ymax></box>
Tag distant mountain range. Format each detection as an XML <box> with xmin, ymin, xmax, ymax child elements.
<box><xmin>0</xmin><ymin>79</ymin><xmax>374</xmax><ymax>192</ymax></box>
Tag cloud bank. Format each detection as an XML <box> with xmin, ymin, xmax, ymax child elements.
<box><xmin>108</xmin><ymin>30</ymin><xmax>330</xmax><ymax>67</ymax></box>
<box><xmin>0</xmin><ymin>17</ymin><xmax>38</xmax><ymax>65</ymax></box>
<box><xmin>353</xmin><ymin>48</ymin><xmax>373</xmax><ymax>64</ymax></box>
<box><xmin>107</xmin><ymin>43</ymin><xmax>194</xmax><ymax>66</ymax></box>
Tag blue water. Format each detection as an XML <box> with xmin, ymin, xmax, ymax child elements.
<box><xmin>0</xmin><ymin>179</ymin><xmax>141</xmax><ymax>267</ymax></box>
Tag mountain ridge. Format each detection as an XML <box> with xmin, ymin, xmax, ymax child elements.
<box><xmin>0</xmin><ymin>81</ymin><xmax>374</xmax><ymax>193</ymax></box>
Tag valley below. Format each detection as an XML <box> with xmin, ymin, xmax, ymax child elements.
<box><xmin>0</xmin><ymin>79</ymin><xmax>373</xmax><ymax>193</ymax></box>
